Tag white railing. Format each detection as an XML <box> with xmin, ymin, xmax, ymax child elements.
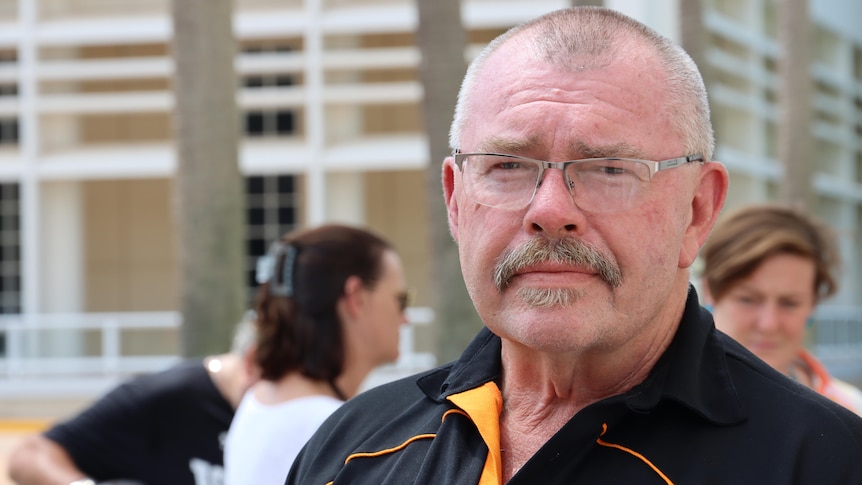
<box><xmin>2</xmin><ymin>304</ymin><xmax>857</xmax><ymax>398</ymax></box>
<box><xmin>0</xmin><ymin>308</ymin><xmax>436</xmax><ymax>398</ymax></box>
<box><xmin>0</xmin><ymin>312</ymin><xmax>181</xmax><ymax>378</ymax></box>
<box><xmin>811</xmin><ymin>305</ymin><xmax>862</xmax><ymax>384</ymax></box>
<box><xmin>0</xmin><ymin>312</ymin><xmax>182</xmax><ymax>398</ymax></box>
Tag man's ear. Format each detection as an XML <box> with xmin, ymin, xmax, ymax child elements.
<box><xmin>679</xmin><ymin>161</ymin><xmax>728</xmax><ymax>269</ymax></box>
<box><xmin>442</xmin><ymin>157</ymin><xmax>460</xmax><ymax>242</ymax></box>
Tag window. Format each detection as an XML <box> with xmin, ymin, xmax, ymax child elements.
<box><xmin>245</xmin><ymin>175</ymin><xmax>297</xmax><ymax>303</ymax></box>
<box><xmin>0</xmin><ymin>183</ymin><xmax>21</xmax><ymax>315</ymax></box>
<box><xmin>0</xmin><ymin>84</ymin><xmax>17</xmax><ymax>96</ymax></box>
<box><xmin>245</xmin><ymin>110</ymin><xmax>294</xmax><ymax>137</ymax></box>
<box><xmin>0</xmin><ymin>118</ymin><xmax>19</xmax><ymax>145</ymax></box>
<box><xmin>242</xmin><ymin>44</ymin><xmax>296</xmax><ymax>138</ymax></box>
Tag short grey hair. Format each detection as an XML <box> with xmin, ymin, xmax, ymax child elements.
<box><xmin>449</xmin><ymin>7</ymin><xmax>714</xmax><ymax>160</ymax></box>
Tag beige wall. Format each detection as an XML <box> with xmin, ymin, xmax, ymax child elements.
<box><xmin>365</xmin><ymin>170</ymin><xmax>430</xmax><ymax>308</ymax></box>
<box><xmin>362</xmin><ymin>104</ymin><xmax>421</xmax><ymax>135</ymax></box>
<box><xmin>80</xmin><ymin>172</ymin><xmax>427</xmax><ymax>313</ymax></box>
<box><xmin>84</xmin><ymin>178</ymin><xmax>178</xmax><ymax>312</ymax></box>
<box><xmin>81</xmin><ymin>113</ymin><xmax>172</xmax><ymax>143</ymax></box>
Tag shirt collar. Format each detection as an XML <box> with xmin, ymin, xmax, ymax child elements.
<box><xmin>417</xmin><ymin>326</ymin><xmax>501</xmax><ymax>401</ymax></box>
<box><xmin>623</xmin><ymin>286</ymin><xmax>746</xmax><ymax>425</ymax></box>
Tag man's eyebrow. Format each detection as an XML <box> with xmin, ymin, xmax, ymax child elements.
<box><xmin>474</xmin><ymin>138</ymin><xmax>649</xmax><ymax>159</ymax></box>
<box><xmin>477</xmin><ymin>135</ymin><xmax>543</xmax><ymax>154</ymax></box>
<box><xmin>570</xmin><ymin>141</ymin><xmax>648</xmax><ymax>159</ymax></box>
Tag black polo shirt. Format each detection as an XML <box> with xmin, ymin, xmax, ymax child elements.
<box><xmin>46</xmin><ymin>359</ymin><xmax>233</xmax><ymax>485</ymax></box>
<box><xmin>287</xmin><ymin>288</ymin><xmax>862</xmax><ymax>484</ymax></box>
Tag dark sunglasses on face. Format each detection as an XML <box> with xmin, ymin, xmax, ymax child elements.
<box><xmin>397</xmin><ymin>290</ymin><xmax>413</xmax><ymax>312</ymax></box>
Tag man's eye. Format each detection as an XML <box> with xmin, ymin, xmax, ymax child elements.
<box><xmin>577</xmin><ymin>160</ymin><xmax>638</xmax><ymax>178</ymax></box>
<box><xmin>599</xmin><ymin>165</ymin><xmax>628</xmax><ymax>175</ymax></box>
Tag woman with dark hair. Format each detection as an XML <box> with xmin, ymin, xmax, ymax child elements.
<box><xmin>701</xmin><ymin>204</ymin><xmax>862</xmax><ymax>414</ymax></box>
<box><xmin>224</xmin><ymin>224</ymin><xmax>409</xmax><ymax>484</ymax></box>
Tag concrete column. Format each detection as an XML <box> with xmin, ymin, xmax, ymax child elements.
<box><xmin>326</xmin><ymin>171</ymin><xmax>365</xmax><ymax>225</ymax></box>
<box><xmin>38</xmin><ymin>181</ymin><xmax>86</xmax><ymax>359</ymax></box>
<box><xmin>40</xmin><ymin>181</ymin><xmax>84</xmax><ymax>313</ymax></box>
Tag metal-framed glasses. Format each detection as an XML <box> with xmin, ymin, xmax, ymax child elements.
<box><xmin>453</xmin><ymin>151</ymin><xmax>704</xmax><ymax>213</ymax></box>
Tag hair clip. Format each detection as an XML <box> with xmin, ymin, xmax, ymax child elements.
<box><xmin>256</xmin><ymin>241</ymin><xmax>297</xmax><ymax>297</ymax></box>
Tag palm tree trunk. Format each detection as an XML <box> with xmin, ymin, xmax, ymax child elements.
<box><xmin>777</xmin><ymin>0</ymin><xmax>814</xmax><ymax>208</ymax></box>
<box><xmin>679</xmin><ymin>0</ymin><xmax>708</xmax><ymax>83</ymax></box>
<box><xmin>170</xmin><ymin>0</ymin><xmax>246</xmax><ymax>357</ymax></box>
<box><xmin>416</xmin><ymin>0</ymin><xmax>483</xmax><ymax>363</ymax></box>
<box><xmin>678</xmin><ymin>0</ymin><xmax>716</xmax><ymax>139</ymax></box>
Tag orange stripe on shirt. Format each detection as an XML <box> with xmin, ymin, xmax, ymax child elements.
<box><xmin>447</xmin><ymin>381</ymin><xmax>504</xmax><ymax>485</ymax></box>
<box><xmin>343</xmin><ymin>433</ymin><xmax>436</xmax><ymax>464</ymax></box>
<box><xmin>596</xmin><ymin>422</ymin><xmax>675</xmax><ymax>485</ymax></box>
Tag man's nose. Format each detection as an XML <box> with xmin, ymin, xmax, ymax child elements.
<box><xmin>524</xmin><ymin>168</ymin><xmax>584</xmax><ymax>238</ymax></box>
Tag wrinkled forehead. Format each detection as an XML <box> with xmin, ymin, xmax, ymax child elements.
<box><xmin>465</xmin><ymin>36</ymin><xmax>675</xmax><ymax>152</ymax></box>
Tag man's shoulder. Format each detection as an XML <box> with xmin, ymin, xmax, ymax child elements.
<box><xmin>312</xmin><ymin>365</ymin><xmax>453</xmax><ymax>441</ymax></box>
<box><xmin>53</xmin><ymin>359</ymin><xmax>213</xmax><ymax>422</ymax></box>
<box><xmin>342</xmin><ymin>365</ymin><xmax>450</xmax><ymax>418</ymax></box>
<box><xmin>287</xmin><ymin>365</ymin><xmax>458</xmax><ymax>484</ymax></box>
<box><xmin>116</xmin><ymin>358</ymin><xmax>209</xmax><ymax>395</ymax></box>
<box><xmin>719</xmin><ymin>332</ymin><xmax>862</xmax><ymax>439</ymax></box>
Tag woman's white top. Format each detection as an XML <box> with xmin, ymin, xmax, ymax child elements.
<box><xmin>224</xmin><ymin>390</ymin><xmax>343</xmax><ymax>485</ymax></box>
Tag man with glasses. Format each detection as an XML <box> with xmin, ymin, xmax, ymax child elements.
<box><xmin>287</xmin><ymin>7</ymin><xmax>862</xmax><ymax>484</ymax></box>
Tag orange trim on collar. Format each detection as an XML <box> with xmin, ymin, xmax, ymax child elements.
<box><xmin>797</xmin><ymin>349</ymin><xmax>831</xmax><ymax>394</ymax></box>
<box><xmin>446</xmin><ymin>382</ymin><xmax>503</xmax><ymax>485</ymax></box>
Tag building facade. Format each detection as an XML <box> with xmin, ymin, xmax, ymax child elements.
<box><xmin>0</xmin><ymin>0</ymin><xmax>859</xmax><ymax>389</ymax></box>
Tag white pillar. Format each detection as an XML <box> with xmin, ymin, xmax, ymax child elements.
<box><xmin>326</xmin><ymin>171</ymin><xmax>365</xmax><ymax>225</ymax></box>
<box><xmin>18</xmin><ymin>0</ymin><xmax>40</xmax><ymax>314</ymax></box>
<box><xmin>40</xmin><ymin>181</ymin><xmax>84</xmax><ymax>312</ymax></box>
<box><xmin>304</xmin><ymin>0</ymin><xmax>326</xmax><ymax>225</ymax></box>
<box><xmin>21</xmin><ymin>181</ymin><xmax>86</xmax><ymax>359</ymax></box>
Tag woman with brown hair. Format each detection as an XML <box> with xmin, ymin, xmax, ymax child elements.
<box><xmin>701</xmin><ymin>204</ymin><xmax>862</xmax><ymax>414</ymax></box>
<box><xmin>224</xmin><ymin>224</ymin><xmax>410</xmax><ymax>484</ymax></box>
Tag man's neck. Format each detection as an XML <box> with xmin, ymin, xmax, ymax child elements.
<box><xmin>496</xmin><ymin>297</ymin><xmax>684</xmax><ymax>481</ymax></box>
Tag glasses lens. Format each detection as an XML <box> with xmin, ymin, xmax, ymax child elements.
<box><xmin>462</xmin><ymin>154</ymin><xmax>539</xmax><ymax>209</ymax></box>
<box><xmin>459</xmin><ymin>154</ymin><xmax>654</xmax><ymax>213</ymax></box>
<box><xmin>565</xmin><ymin>159</ymin><xmax>649</xmax><ymax>212</ymax></box>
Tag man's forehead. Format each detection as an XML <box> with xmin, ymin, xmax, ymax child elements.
<box><xmin>463</xmin><ymin>35</ymin><xmax>677</xmax><ymax>156</ymax></box>
<box><xmin>476</xmin><ymin>136</ymin><xmax>649</xmax><ymax>159</ymax></box>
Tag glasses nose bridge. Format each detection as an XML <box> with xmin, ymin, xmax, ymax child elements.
<box><xmin>535</xmin><ymin>160</ymin><xmax>575</xmax><ymax>194</ymax></box>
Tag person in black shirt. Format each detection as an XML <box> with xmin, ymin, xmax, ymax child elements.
<box><xmin>286</xmin><ymin>7</ymin><xmax>862</xmax><ymax>484</ymax></box>
<box><xmin>8</xmin><ymin>319</ymin><xmax>257</xmax><ymax>485</ymax></box>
